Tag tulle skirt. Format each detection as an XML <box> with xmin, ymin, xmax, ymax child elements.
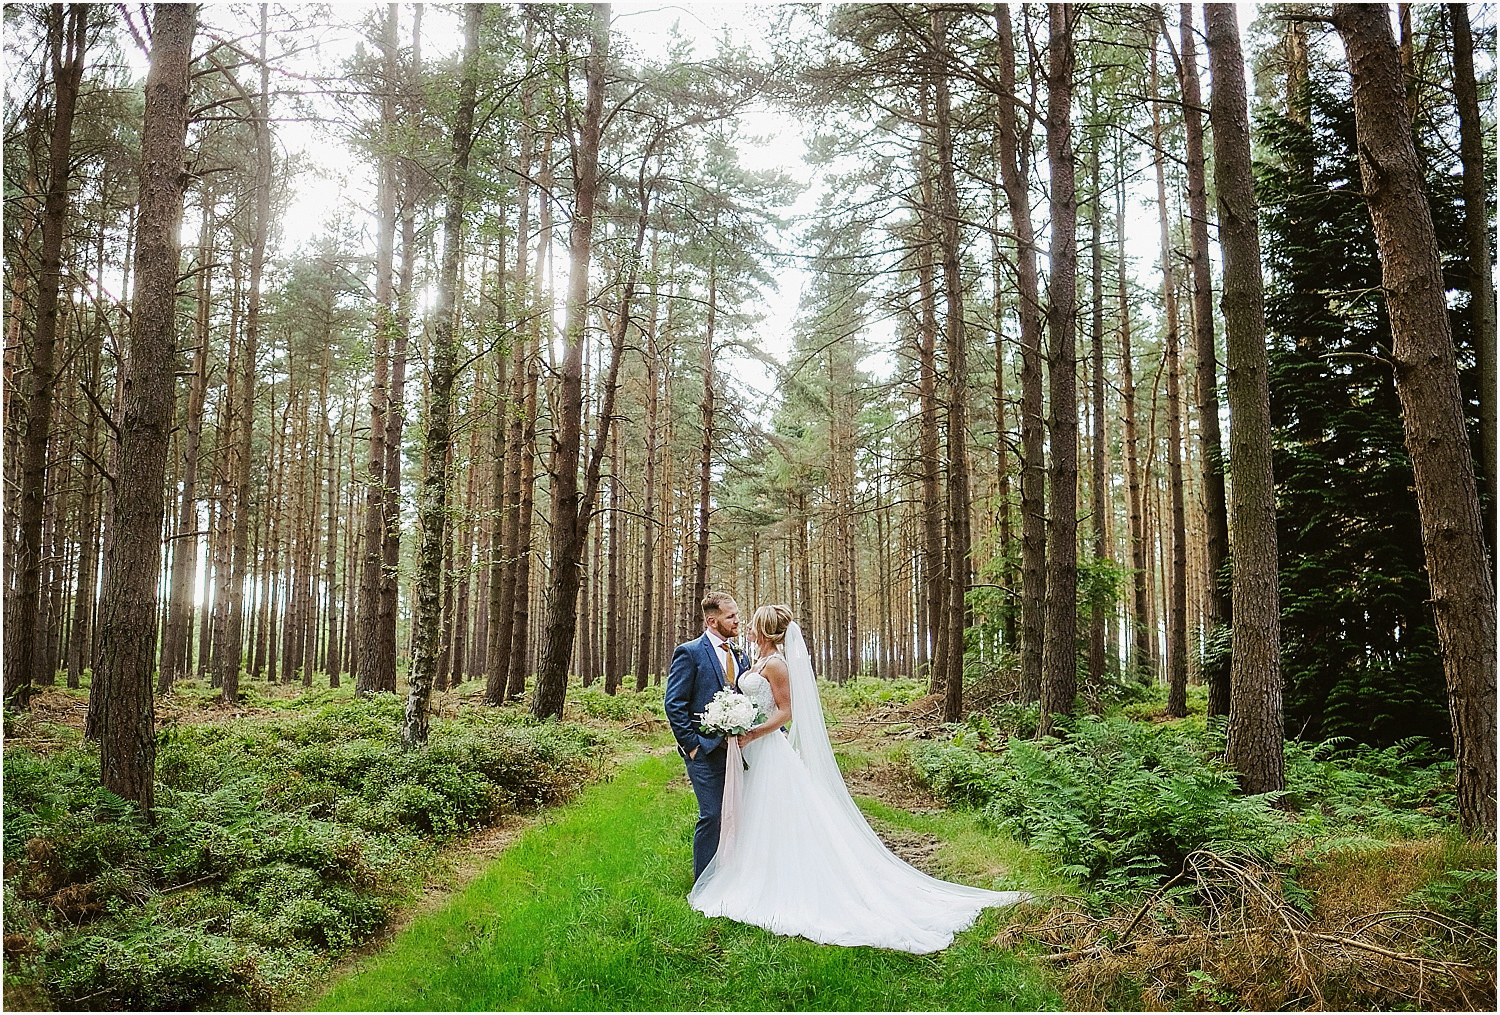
<box><xmin>687</xmin><ymin>731</ymin><xmax>1027</xmax><ymax>954</ymax></box>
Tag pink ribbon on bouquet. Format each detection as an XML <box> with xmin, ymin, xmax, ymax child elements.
<box><xmin>720</xmin><ymin>737</ymin><xmax>743</xmax><ymax>861</ymax></box>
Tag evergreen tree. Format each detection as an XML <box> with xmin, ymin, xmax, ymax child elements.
<box><xmin>1257</xmin><ymin>68</ymin><xmax>1475</xmax><ymax>749</ymax></box>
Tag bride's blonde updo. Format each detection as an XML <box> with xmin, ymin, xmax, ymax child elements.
<box><xmin>750</xmin><ymin>604</ymin><xmax>794</xmax><ymax>647</ymax></box>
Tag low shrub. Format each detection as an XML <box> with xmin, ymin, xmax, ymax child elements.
<box><xmin>3</xmin><ymin>697</ymin><xmax>605</xmax><ymax>1010</ymax></box>
<box><xmin>571</xmin><ymin>686</ymin><xmax>665</xmax><ymax>722</ymax></box>
<box><xmin>1281</xmin><ymin>736</ymin><xmax>1458</xmax><ymax>834</ymax></box>
<box><xmin>915</xmin><ymin>718</ymin><xmax>1289</xmax><ymax>899</ymax></box>
<box><xmin>819</xmin><ymin>676</ymin><xmax>927</xmax><ymax>716</ymax></box>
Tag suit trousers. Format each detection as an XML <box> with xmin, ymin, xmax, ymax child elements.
<box><xmin>684</xmin><ymin>743</ymin><xmax>728</xmax><ymax>880</ymax></box>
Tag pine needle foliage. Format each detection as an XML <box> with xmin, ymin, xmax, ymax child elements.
<box><xmin>1258</xmin><ymin>60</ymin><xmax>1478</xmax><ymax>750</ymax></box>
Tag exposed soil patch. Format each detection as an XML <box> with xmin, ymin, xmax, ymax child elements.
<box><xmin>867</xmin><ymin>821</ymin><xmax>945</xmax><ymax>875</ymax></box>
<box><xmin>844</xmin><ymin>758</ymin><xmax>946</xmax><ymax>813</ymax></box>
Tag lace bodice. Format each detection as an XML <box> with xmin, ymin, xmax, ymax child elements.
<box><xmin>737</xmin><ymin>670</ymin><xmax>777</xmax><ymax>717</ymax></box>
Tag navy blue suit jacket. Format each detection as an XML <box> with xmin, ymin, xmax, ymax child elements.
<box><xmin>665</xmin><ymin>632</ymin><xmax>750</xmax><ymax>758</ymax></box>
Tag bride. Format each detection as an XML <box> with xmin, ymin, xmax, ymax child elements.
<box><xmin>688</xmin><ymin>604</ymin><xmax>1027</xmax><ymax>954</ymax></box>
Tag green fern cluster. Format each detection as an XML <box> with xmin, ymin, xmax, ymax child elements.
<box><xmin>1281</xmin><ymin>736</ymin><xmax>1458</xmax><ymax>834</ymax></box>
<box><xmin>2</xmin><ymin>697</ymin><xmax>606</xmax><ymax>1010</ymax></box>
<box><xmin>915</xmin><ymin>718</ymin><xmax>1290</xmax><ymax>899</ymax></box>
<box><xmin>910</xmin><ymin>705</ymin><xmax>1472</xmax><ymax>910</ymax></box>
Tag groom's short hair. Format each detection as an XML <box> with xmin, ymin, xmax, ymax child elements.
<box><xmin>701</xmin><ymin>591</ymin><xmax>735</xmax><ymax>619</ymax></box>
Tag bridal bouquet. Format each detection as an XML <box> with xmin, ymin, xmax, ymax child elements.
<box><xmin>698</xmin><ymin>688</ymin><xmax>765</xmax><ymax>770</ymax></box>
<box><xmin>698</xmin><ymin>687</ymin><xmax>765</xmax><ymax>737</ymax></box>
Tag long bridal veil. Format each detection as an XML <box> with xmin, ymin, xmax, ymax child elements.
<box><xmin>782</xmin><ymin>622</ymin><xmax>877</xmax><ymax>837</ymax></box>
<box><xmin>784</xmin><ymin>622</ymin><xmax>962</xmax><ymax>863</ymax></box>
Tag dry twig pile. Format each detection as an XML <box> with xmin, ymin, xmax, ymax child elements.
<box><xmin>994</xmin><ymin>848</ymin><xmax>1496</xmax><ymax>1011</ymax></box>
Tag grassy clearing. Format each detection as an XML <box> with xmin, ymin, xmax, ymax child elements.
<box><xmin>316</xmin><ymin>751</ymin><xmax>1062</xmax><ymax>1013</ymax></box>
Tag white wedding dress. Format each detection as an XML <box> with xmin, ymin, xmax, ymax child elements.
<box><xmin>687</xmin><ymin>624</ymin><xmax>1027</xmax><ymax>954</ymax></box>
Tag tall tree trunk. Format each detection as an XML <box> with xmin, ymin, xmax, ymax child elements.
<box><xmin>605</xmin><ymin>425</ymin><xmax>623</xmax><ymax>694</ymax></box>
<box><xmin>486</xmin><ymin>61</ymin><xmax>533</xmax><ymax>705</ymax></box>
<box><xmin>994</xmin><ymin>2</ymin><xmax>1046</xmax><ymax>705</ymax></box>
<box><xmin>531</xmin><ymin>4</ymin><xmax>610</xmax><ymax>721</ymax></box>
<box><xmin>6</xmin><ymin>3</ymin><xmax>86</xmax><ymax>706</ymax></box>
<box><xmin>634</xmin><ymin>234</ymin><xmax>662</xmax><ymax>690</ymax></box>
<box><xmin>933</xmin><ymin>6</ymin><xmax>972</xmax><ymax>723</ymax></box>
<box><xmin>218</xmin><ymin>5</ymin><xmax>271</xmax><ymax>705</ymax></box>
<box><xmin>1179</xmin><ymin>2</ymin><xmax>1232</xmax><ymax>717</ymax></box>
<box><xmin>352</xmin><ymin>3</ymin><xmax>396</xmax><ymax>692</ymax></box>
<box><xmin>988</xmin><ymin>137</ymin><xmax>1017</xmax><ymax>653</ymax></box>
<box><xmin>405</xmin><ymin>2</ymin><xmax>480</xmax><ymax>747</ymax></box>
<box><xmin>915</xmin><ymin>149</ymin><xmax>945</xmax><ymax>696</ymax></box>
<box><xmin>378</xmin><ymin>4</ymin><xmax>423</xmax><ymax>694</ymax></box>
<box><xmin>1206</xmin><ymin>3</ymin><xmax>1284</xmax><ymax>797</ymax></box>
<box><xmin>1448</xmin><ymin>3</ymin><xmax>1495</xmax><ymax>555</ymax></box>
<box><xmin>356</xmin><ymin>4</ymin><xmax>400</xmax><ymax>695</ymax></box>
<box><xmin>1087</xmin><ymin>121</ymin><xmax>1108</xmax><ymax>696</ymax></box>
<box><xmin>93</xmin><ymin>2</ymin><xmax>195</xmax><ymax>814</ymax></box>
<box><xmin>693</xmin><ymin>253</ymin><xmax>718</xmax><ymax>615</ymax></box>
<box><xmin>67</xmin><ymin>270</ymin><xmax>104</xmax><ymax>689</ymax></box>
<box><xmin>1334</xmin><ymin>3</ymin><xmax>1496</xmax><ymax>839</ymax></box>
<box><xmin>324</xmin><ymin>393</ymin><xmax>344</xmax><ymax>685</ymax></box>
<box><xmin>1039</xmin><ymin>4</ymin><xmax>1079</xmax><ymax>736</ymax></box>
<box><xmin>160</xmin><ymin>201</ymin><xmax>213</xmax><ymax>693</ymax></box>
<box><xmin>505</xmin><ymin>335</ymin><xmax>540</xmax><ymax>701</ymax></box>
<box><xmin>1151</xmin><ymin>43</ymin><xmax>1189</xmax><ymax>721</ymax></box>
<box><xmin>1118</xmin><ymin>163</ymin><xmax>1152</xmax><ymax>682</ymax></box>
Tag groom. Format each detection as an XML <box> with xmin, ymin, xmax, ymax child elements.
<box><xmin>665</xmin><ymin>591</ymin><xmax>750</xmax><ymax>880</ymax></box>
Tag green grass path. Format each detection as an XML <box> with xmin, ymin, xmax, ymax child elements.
<box><xmin>315</xmin><ymin>750</ymin><xmax>1061</xmax><ymax>1012</ymax></box>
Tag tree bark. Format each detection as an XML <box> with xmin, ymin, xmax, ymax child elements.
<box><xmin>1040</xmin><ymin>4</ymin><xmax>1079</xmax><ymax>736</ymax></box>
<box><xmin>378</xmin><ymin>4</ymin><xmax>422</xmax><ymax>694</ymax></box>
<box><xmin>915</xmin><ymin>146</ymin><xmax>945</xmax><ymax>696</ymax></box>
<box><xmin>1206</xmin><ymin>3</ymin><xmax>1284</xmax><ymax>796</ymax></box>
<box><xmin>693</xmin><ymin>251</ymin><xmax>718</xmax><ymax>618</ymax></box>
<box><xmin>160</xmin><ymin>198</ymin><xmax>214</xmax><ymax>693</ymax></box>
<box><xmin>634</xmin><ymin>233</ymin><xmax>662</xmax><ymax>690</ymax></box>
<box><xmin>1179</xmin><ymin>2</ymin><xmax>1232</xmax><ymax>717</ymax></box>
<box><xmin>933</xmin><ymin>7</ymin><xmax>972</xmax><ymax>723</ymax></box>
<box><xmin>1087</xmin><ymin>120</ymin><xmax>1107</xmax><ymax>696</ymax></box>
<box><xmin>92</xmin><ymin>1</ymin><xmax>195</xmax><ymax>815</ymax></box>
<box><xmin>605</xmin><ymin>425</ymin><xmax>623</xmax><ymax>695</ymax></box>
<box><xmin>994</xmin><ymin>2</ymin><xmax>1046</xmax><ymax>705</ymax></box>
<box><xmin>1151</xmin><ymin>42</ymin><xmax>1189</xmax><ymax>721</ymax></box>
<box><xmin>6</xmin><ymin>3</ymin><xmax>86</xmax><ymax>706</ymax></box>
<box><xmin>1116</xmin><ymin>166</ymin><xmax>1152</xmax><ymax>683</ymax></box>
<box><xmin>405</xmin><ymin>2</ymin><xmax>481</xmax><ymax>747</ymax></box>
<box><xmin>218</xmin><ymin>5</ymin><xmax>271</xmax><ymax>705</ymax></box>
<box><xmin>356</xmin><ymin>3</ymin><xmax>400</xmax><ymax>697</ymax></box>
<box><xmin>67</xmin><ymin>253</ymin><xmax>104</xmax><ymax>689</ymax></box>
<box><xmin>1334</xmin><ymin>3</ymin><xmax>1496</xmax><ymax>839</ymax></box>
<box><xmin>531</xmin><ymin>4</ymin><xmax>610</xmax><ymax>721</ymax></box>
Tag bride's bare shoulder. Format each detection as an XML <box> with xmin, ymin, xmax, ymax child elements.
<box><xmin>760</xmin><ymin>653</ymin><xmax>790</xmax><ymax>681</ymax></box>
